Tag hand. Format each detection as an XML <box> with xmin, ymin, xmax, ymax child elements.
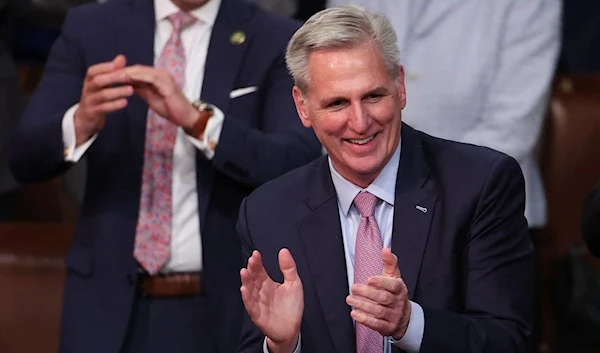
<box><xmin>74</xmin><ymin>55</ymin><xmax>133</xmax><ymax>145</ymax></box>
<box><xmin>346</xmin><ymin>248</ymin><xmax>411</xmax><ymax>339</ymax></box>
<box><xmin>123</xmin><ymin>65</ymin><xmax>200</xmax><ymax>130</ymax></box>
<box><xmin>240</xmin><ymin>249</ymin><xmax>303</xmax><ymax>353</ymax></box>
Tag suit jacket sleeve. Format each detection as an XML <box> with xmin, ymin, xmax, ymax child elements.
<box><xmin>237</xmin><ymin>197</ymin><xmax>271</xmax><ymax>353</ymax></box>
<box><xmin>420</xmin><ymin>155</ymin><xmax>534</xmax><ymax>353</ymax></box>
<box><xmin>211</xmin><ymin>52</ymin><xmax>322</xmax><ymax>188</ymax></box>
<box><xmin>7</xmin><ymin>9</ymin><xmax>85</xmax><ymax>183</ymax></box>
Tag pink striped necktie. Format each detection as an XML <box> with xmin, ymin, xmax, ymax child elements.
<box><xmin>134</xmin><ymin>12</ymin><xmax>197</xmax><ymax>274</ymax></box>
<box><xmin>353</xmin><ymin>191</ymin><xmax>384</xmax><ymax>353</ymax></box>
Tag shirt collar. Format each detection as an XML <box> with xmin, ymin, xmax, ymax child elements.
<box><xmin>329</xmin><ymin>139</ymin><xmax>401</xmax><ymax>216</ymax></box>
<box><xmin>154</xmin><ymin>0</ymin><xmax>221</xmax><ymax>26</ymax></box>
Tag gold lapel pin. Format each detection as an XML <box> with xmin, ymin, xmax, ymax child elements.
<box><xmin>230</xmin><ymin>31</ymin><xmax>246</xmax><ymax>45</ymax></box>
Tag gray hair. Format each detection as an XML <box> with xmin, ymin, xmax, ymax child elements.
<box><xmin>285</xmin><ymin>5</ymin><xmax>401</xmax><ymax>92</ymax></box>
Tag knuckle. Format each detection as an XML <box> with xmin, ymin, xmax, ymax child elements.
<box><xmin>374</xmin><ymin>305</ymin><xmax>385</xmax><ymax>319</ymax></box>
<box><xmin>383</xmin><ymin>293</ymin><xmax>395</xmax><ymax>306</ymax></box>
<box><xmin>90</xmin><ymin>76</ymin><xmax>103</xmax><ymax>88</ymax></box>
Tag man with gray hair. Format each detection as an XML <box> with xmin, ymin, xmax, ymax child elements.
<box><xmin>237</xmin><ymin>5</ymin><xmax>533</xmax><ymax>353</ymax></box>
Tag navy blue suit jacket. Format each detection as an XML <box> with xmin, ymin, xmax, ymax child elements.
<box><xmin>237</xmin><ymin>124</ymin><xmax>534</xmax><ymax>353</ymax></box>
<box><xmin>8</xmin><ymin>0</ymin><xmax>321</xmax><ymax>352</ymax></box>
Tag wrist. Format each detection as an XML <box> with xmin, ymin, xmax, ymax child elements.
<box><xmin>266</xmin><ymin>334</ymin><xmax>299</xmax><ymax>353</ymax></box>
<box><xmin>392</xmin><ymin>300</ymin><xmax>412</xmax><ymax>339</ymax></box>
<box><xmin>183</xmin><ymin>100</ymin><xmax>213</xmax><ymax>139</ymax></box>
<box><xmin>73</xmin><ymin>109</ymin><xmax>101</xmax><ymax>145</ymax></box>
<box><xmin>182</xmin><ymin>103</ymin><xmax>202</xmax><ymax>131</ymax></box>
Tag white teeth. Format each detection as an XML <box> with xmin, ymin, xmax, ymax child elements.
<box><xmin>348</xmin><ymin>135</ymin><xmax>375</xmax><ymax>145</ymax></box>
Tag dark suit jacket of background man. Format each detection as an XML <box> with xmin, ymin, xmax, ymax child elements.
<box><xmin>237</xmin><ymin>124</ymin><xmax>534</xmax><ymax>353</ymax></box>
<box><xmin>7</xmin><ymin>0</ymin><xmax>322</xmax><ymax>352</ymax></box>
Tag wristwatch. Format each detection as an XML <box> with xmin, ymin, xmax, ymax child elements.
<box><xmin>184</xmin><ymin>99</ymin><xmax>214</xmax><ymax>139</ymax></box>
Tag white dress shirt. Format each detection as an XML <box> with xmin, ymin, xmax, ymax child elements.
<box><xmin>61</xmin><ymin>0</ymin><xmax>226</xmax><ymax>272</ymax></box>
<box><xmin>264</xmin><ymin>141</ymin><xmax>424</xmax><ymax>353</ymax></box>
<box><xmin>327</xmin><ymin>0</ymin><xmax>561</xmax><ymax>228</ymax></box>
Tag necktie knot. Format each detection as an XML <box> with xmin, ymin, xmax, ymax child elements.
<box><xmin>167</xmin><ymin>11</ymin><xmax>197</xmax><ymax>34</ymax></box>
<box><xmin>353</xmin><ymin>191</ymin><xmax>378</xmax><ymax>217</ymax></box>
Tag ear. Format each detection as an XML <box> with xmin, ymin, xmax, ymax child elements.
<box><xmin>292</xmin><ymin>86</ymin><xmax>312</xmax><ymax>128</ymax></box>
<box><xmin>396</xmin><ymin>65</ymin><xmax>407</xmax><ymax>110</ymax></box>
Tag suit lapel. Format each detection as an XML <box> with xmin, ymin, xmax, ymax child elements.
<box><xmin>196</xmin><ymin>0</ymin><xmax>252</xmax><ymax>230</ymax></box>
<box><xmin>116</xmin><ymin>0</ymin><xmax>155</xmax><ymax>156</ymax></box>
<box><xmin>392</xmin><ymin>125</ymin><xmax>437</xmax><ymax>299</ymax></box>
<box><xmin>297</xmin><ymin>158</ymin><xmax>355</xmax><ymax>353</ymax></box>
<box><xmin>200</xmin><ymin>0</ymin><xmax>251</xmax><ymax>112</ymax></box>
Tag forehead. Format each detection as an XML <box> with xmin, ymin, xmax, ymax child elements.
<box><xmin>305</xmin><ymin>42</ymin><xmax>392</xmax><ymax>96</ymax></box>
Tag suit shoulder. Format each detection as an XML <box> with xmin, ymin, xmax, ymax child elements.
<box><xmin>62</xmin><ymin>1</ymin><xmax>121</xmax><ymax>33</ymax></box>
<box><xmin>66</xmin><ymin>1</ymin><xmax>118</xmax><ymax>21</ymax></box>
<box><xmin>245</xmin><ymin>157</ymin><xmax>324</xmax><ymax>206</ymax></box>
<box><xmin>417</xmin><ymin>128</ymin><xmax>520</xmax><ymax>171</ymax></box>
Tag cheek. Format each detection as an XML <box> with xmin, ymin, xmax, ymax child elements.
<box><xmin>366</xmin><ymin>100</ymin><xmax>397</xmax><ymax>124</ymax></box>
<box><xmin>314</xmin><ymin>112</ymin><xmax>347</xmax><ymax>137</ymax></box>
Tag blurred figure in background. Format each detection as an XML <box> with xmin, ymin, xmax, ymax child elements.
<box><xmin>582</xmin><ymin>183</ymin><xmax>600</xmax><ymax>258</ymax></box>
<box><xmin>559</xmin><ymin>0</ymin><xmax>600</xmax><ymax>73</ymax></box>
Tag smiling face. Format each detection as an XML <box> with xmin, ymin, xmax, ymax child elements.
<box><xmin>292</xmin><ymin>40</ymin><xmax>406</xmax><ymax>188</ymax></box>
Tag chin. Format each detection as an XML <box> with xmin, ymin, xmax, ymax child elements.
<box><xmin>345</xmin><ymin>161</ymin><xmax>382</xmax><ymax>181</ymax></box>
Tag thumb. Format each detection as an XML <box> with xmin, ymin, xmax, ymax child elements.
<box><xmin>279</xmin><ymin>248</ymin><xmax>300</xmax><ymax>283</ymax></box>
<box><xmin>382</xmin><ymin>248</ymin><xmax>401</xmax><ymax>278</ymax></box>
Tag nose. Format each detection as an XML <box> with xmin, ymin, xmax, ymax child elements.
<box><xmin>348</xmin><ymin>102</ymin><xmax>370</xmax><ymax>134</ymax></box>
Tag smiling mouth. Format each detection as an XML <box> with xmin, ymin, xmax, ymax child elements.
<box><xmin>345</xmin><ymin>132</ymin><xmax>379</xmax><ymax>145</ymax></box>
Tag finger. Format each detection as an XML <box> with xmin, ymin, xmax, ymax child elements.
<box><xmin>350</xmin><ymin>309</ymin><xmax>389</xmax><ymax>334</ymax></box>
<box><xmin>85</xmin><ymin>54</ymin><xmax>126</xmax><ymax>80</ymax></box>
<box><xmin>87</xmin><ymin>70</ymin><xmax>129</xmax><ymax>91</ymax></box>
<box><xmin>123</xmin><ymin>65</ymin><xmax>161</xmax><ymax>85</ymax></box>
<box><xmin>247</xmin><ymin>251</ymin><xmax>270</xmax><ymax>287</ymax></box>
<box><xmin>346</xmin><ymin>295</ymin><xmax>387</xmax><ymax>320</ymax></box>
<box><xmin>351</xmin><ymin>283</ymin><xmax>396</xmax><ymax>307</ymax></box>
<box><xmin>382</xmin><ymin>248</ymin><xmax>401</xmax><ymax>278</ymax></box>
<box><xmin>367</xmin><ymin>276</ymin><xmax>405</xmax><ymax>295</ymax></box>
<box><xmin>278</xmin><ymin>248</ymin><xmax>300</xmax><ymax>283</ymax></box>
<box><xmin>240</xmin><ymin>269</ymin><xmax>259</xmax><ymax>317</ymax></box>
<box><xmin>92</xmin><ymin>99</ymin><xmax>128</xmax><ymax>115</ymax></box>
<box><xmin>88</xmin><ymin>85</ymin><xmax>134</xmax><ymax>105</ymax></box>
<box><xmin>113</xmin><ymin>54</ymin><xmax>127</xmax><ymax>69</ymax></box>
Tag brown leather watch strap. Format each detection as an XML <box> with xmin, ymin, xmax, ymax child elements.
<box><xmin>184</xmin><ymin>101</ymin><xmax>214</xmax><ymax>139</ymax></box>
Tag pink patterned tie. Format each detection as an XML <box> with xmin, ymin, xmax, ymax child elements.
<box><xmin>353</xmin><ymin>191</ymin><xmax>384</xmax><ymax>353</ymax></box>
<box><xmin>134</xmin><ymin>12</ymin><xmax>197</xmax><ymax>274</ymax></box>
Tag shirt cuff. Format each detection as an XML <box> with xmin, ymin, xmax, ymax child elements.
<box><xmin>62</xmin><ymin>103</ymin><xmax>97</xmax><ymax>162</ymax></box>
<box><xmin>262</xmin><ymin>335</ymin><xmax>301</xmax><ymax>353</ymax></box>
<box><xmin>389</xmin><ymin>301</ymin><xmax>424</xmax><ymax>353</ymax></box>
<box><xmin>184</xmin><ymin>104</ymin><xmax>224</xmax><ymax>160</ymax></box>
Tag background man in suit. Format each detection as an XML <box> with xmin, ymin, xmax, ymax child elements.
<box><xmin>237</xmin><ymin>6</ymin><xmax>534</xmax><ymax>353</ymax></box>
<box><xmin>7</xmin><ymin>0</ymin><xmax>321</xmax><ymax>352</ymax></box>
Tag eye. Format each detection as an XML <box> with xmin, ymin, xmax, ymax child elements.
<box><xmin>365</xmin><ymin>93</ymin><xmax>383</xmax><ymax>102</ymax></box>
<box><xmin>328</xmin><ymin>99</ymin><xmax>345</xmax><ymax>108</ymax></box>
